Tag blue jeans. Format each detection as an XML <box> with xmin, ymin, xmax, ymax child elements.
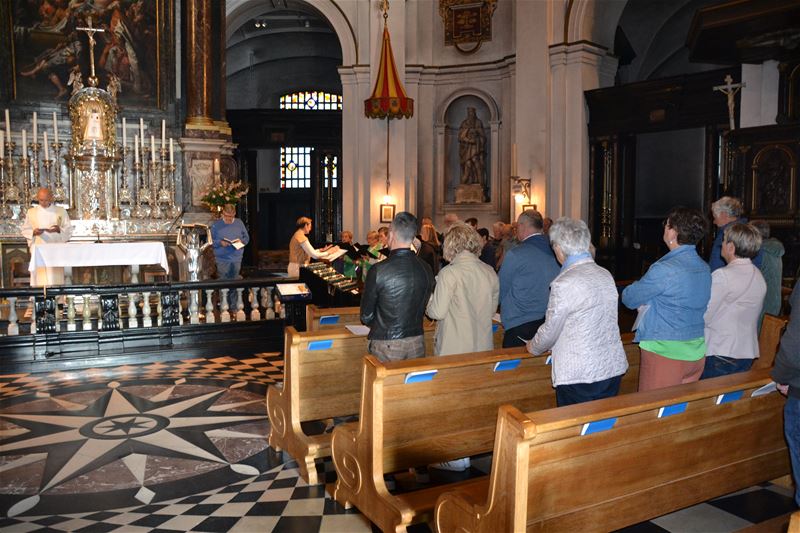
<box><xmin>216</xmin><ymin>260</ymin><xmax>241</xmax><ymax>308</ymax></box>
<box><xmin>555</xmin><ymin>374</ymin><xmax>623</xmax><ymax>407</ymax></box>
<box><xmin>700</xmin><ymin>356</ymin><xmax>753</xmax><ymax>380</ymax></box>
<box><xmin>784</xmin><ymin>396</ymin><xmax>800</xmax><ymax>507</ymax></box>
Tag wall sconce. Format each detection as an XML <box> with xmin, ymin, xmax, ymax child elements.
<box><xmin>511</xmin><ymin>176</ymin><xmax>531</xmax><ymax>203</ymax></box>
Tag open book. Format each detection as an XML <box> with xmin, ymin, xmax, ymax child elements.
<box><xmin>223</xmin><ymin>238</ymin><xmax>245</xmax><ymax>250</ymax></box>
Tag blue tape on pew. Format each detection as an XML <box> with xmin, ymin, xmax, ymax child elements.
<box><xmin>493</xmin><ymin>359</ymin><xmax>521</xmax><ymax>372</ymax></box>
<box><xmin>404</xmin><ymin>370</ymin><xmax>438</xmax><ymax>384</ymax></box>
<box><xmin>545</xmin><ymin>355</ymin><xmax>552</xmax><ymax>365</ymax></box>
<box><xmin>657</xmin><ymin>402</ymin><xmax>687</xmax><ymax>418</ymax></box>
<box><xmin>319</xmin><ymin>315</ymin><xmax>339</xmax><ymax>325</ymax></box>
<box><xmin>581</xmin><ymin>417</ymin><xmax>617</xmax><ymax>436</ymax></box>
<box><xmin>492</xmin><ymin>323</ymin><xmax>499</xmax><ymax>333</ymax></box>
<box><xmin>716</xmin><ymin>390</ymin><xmax>744</xmax><ymax>405</ymax></box>
<box><xmin>307</xmin><ymin>340</ymin><xmax>333</xmax><ymax>351</ymax></box>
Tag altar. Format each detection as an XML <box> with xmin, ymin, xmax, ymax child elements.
<box><xmin>30</xmin><ymin>241</ymin><xmax>169</xmax><ymax>285</ymax></box>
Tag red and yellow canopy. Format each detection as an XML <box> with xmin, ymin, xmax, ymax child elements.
<box><xmin>364</xmin><ymin>25</ymin><xmax>414</xmax><ymax>120</ymax></box>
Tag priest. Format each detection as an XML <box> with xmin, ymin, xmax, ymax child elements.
<box><xmin>21</xmin><ymin>187</ymin><xmax>73</xmax><ymax>286</ymax></box>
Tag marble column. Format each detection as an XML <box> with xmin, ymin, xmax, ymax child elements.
<box><xmin>185</xmin><ymin>0</ymin><xmax>214</xmax><ymax>127</ymax></box>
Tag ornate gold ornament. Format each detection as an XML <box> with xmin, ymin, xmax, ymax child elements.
<box><xmin>439</xmin><ymin>0</ymin><xmax>498</xmax><ymax>54</ymax></box>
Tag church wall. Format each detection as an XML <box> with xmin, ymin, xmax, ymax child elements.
<box><xmin>741</xmin><ymin>61</ymin><xmax>780</xmax><ymax>129</ymax></box>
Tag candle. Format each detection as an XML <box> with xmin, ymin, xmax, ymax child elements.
<box><xmin>150</xmin><ymin>135</ymin><xmax>155</xmax><ymax>163</ymax></box>
<box><xmin>1</xmin><ymin>131</ymin><xmax>4</xmax><ymax>158</ymax></box>
<box><xmin>32</xmin><ymin>112</ymin><xmax>37</xmax><ymax>144</ymax></box>
<box><xmin>213</xmin><ymin>159</ymin><xmax>220</xmax><ymax>174</ymax></box>
<box><xmin>511</xmin><ymin>143</ymin><xmax>518</xmax><ymax>176</ymax></box>
<box><xmin>169</xmin><ymin>138</ymin><xmax>174</xmax><ymax>164</ymax></box>
<box><xmin>4</xmin><ymin>109</ymin><xmax>10</xmax><ymax>140</ymax></box>
<box><xmin>134</xmin><ymin>134</ymin><xmax>139</xmax><ymax>164</ymax></box>
<box><xmin>21</xmin><ymin>129</ymin><xmax>26</xmax><ymax>154</ymax></box>
<box><xmin>161</xmin><ymin>119</ymin><xmax>166</xmax><ymax>150</ymax></box>
<box><xmin>43</xmin><ymin>131</ymin><xmax>49</xmax><ymax>160</ymax></box>
<box><xmin>139</xmin><ymin>118</ymin><xmax>144</xmax><ymax>144</ymax></box>
<box><xmin>52</xmin><ymin>111</ymin><xmax>58</xmax><ymax>144</ymax></box>
<box><xmin>122</xmin><ymin>117</ymin><xmax>127</xmax><ymax>147</ymax></box>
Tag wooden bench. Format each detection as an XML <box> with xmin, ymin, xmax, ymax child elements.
<box><xmin>753</xmin><ymin>313</ymin><xmax>789</xmax><ymax>369</ymax></box>
<box><xmin>331</xmin><ymin>334</ymin><xmax>640</xmax><ymax>532</ymax></box>
<box><xmin>305</xmin><ymin>304</ymin><xmax>506</xmax><ymax>347</ymax></box>
<box><xmin>434</xmin><ymin>368</ymin><xmax>789</xmax><ymax>533</ymax></box>
<box><xmin>266</xmin><ymin>324</ymin><xmax>435</xmax><ymax>485</ymax></box>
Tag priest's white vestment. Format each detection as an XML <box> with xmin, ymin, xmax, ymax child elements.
<box><xmin>20</xmin><ymin>204</ymin><xmax>73</xmax><ymax>286</ymax></box>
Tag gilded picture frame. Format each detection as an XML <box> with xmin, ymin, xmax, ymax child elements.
<box><xmin>380</xmin><ymin>204</ymin><xmax>396</xmax><ymax>223</ymax></box>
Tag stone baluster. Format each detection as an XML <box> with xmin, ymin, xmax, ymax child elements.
<box><xmin>205</xmin><ymin>289</ymin><xmax>216</xmax><ymax>323</ymax></box>
<box><xmin>235</xmin><ymin>288</ymin><xmax>246</xmax><ymax>321</ymax></box>
<box><xmin>6</xmin><ymin>297</ymin><xmax>18</xmax><ymax>335</ymax></box>
<box><xmin>142</xmin><ymin>291</ymin><xmax>152</xmax><ymax>328</ymax></box>
<box><xmin>66</xmin><ymin>295</ymin><xmax>76</xmax><ymax>331</ymax></box>
<box><xmin>220</xmin><ymin>288</ymin><xmax>231</xmax><ymax>323</ymax></box>
<box><xmin>30</xmin><ymin>297</ymin><xmax>37</xmax><ymax>334</ymax></box>
<box><xmin>189</xmin><ymin>289</ymin><xmax>200</xmax><ymax>324</ymax></box>
<box><xmin>82</xmin><ymin>294</ymin><xmax>92</xmax><ymax>331</ymax></box>
<box><xmin>249</xmin><ymin>287</ymin><xmax>259</xmax><ymax>321</ymax></box>
<box><xmin>156</xmin><ymin>292</ymin><xmax>163</xmax><ymax>326</ymax></box>
<box><xmin>127</xmin><ymin>293</ymin><xmax>138</xmax><ymax>328</ymax></box>
<box><xmin>264</xmin><ymin>288</ymin><xmax>275</xmax><ymax>320</ymax></box>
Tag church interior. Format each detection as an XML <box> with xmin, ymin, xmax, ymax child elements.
<box><xmin>1</xmin><ymin>0</ymin><xmax>800</xmax><ymax>531</ymax></box>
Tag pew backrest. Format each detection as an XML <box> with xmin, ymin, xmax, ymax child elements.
<box><xmin>435</xmin><ymin>368</ymin><xmax>788</xmax><ymax>533</ymax></box>
<box><xmin>306</xmin><ymin>304</ymin><xmax>362</xmax><ymax>331</ymax></box>
<box><xmin>754</xmin><ymin>313</ymin><xmax>789</xmax><ymax>369</ymax></box>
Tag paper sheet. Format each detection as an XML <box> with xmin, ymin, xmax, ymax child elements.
<box><xmin>345</xmin><ymin>325</ymin><xmax>370</xmax><ymax>336</ymax></box>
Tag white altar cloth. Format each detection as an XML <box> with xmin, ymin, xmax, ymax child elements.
<box><xmin>30</xmin><ymin>242</ymin><xmax>169</xmax><ymax>284</ymax></box>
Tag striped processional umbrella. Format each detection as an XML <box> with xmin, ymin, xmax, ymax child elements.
<box><xmin>364</xmin><ymin>0</ymin><xmax>414</xmax><ymax>203</ymax></box>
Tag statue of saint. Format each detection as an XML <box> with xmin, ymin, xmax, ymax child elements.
<box><xmin>458</xmin><ymin>107</ymin><xmax>487</xmax><ymax>186</ymax></box>
<box><xmin>83</xmin><ymin>110</ymin><xmax>104</xmax><ymax>141</ymax></box>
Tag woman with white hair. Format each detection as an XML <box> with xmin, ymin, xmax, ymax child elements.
<box><xmin>528</xmin><ymin>217</ymin><xmax>628</xmax><ymax>406</ymax></box>
<box><xmin>702</xmin><ymin>223</ymin><xmax>767</xmax><ymax>379</ymax></box>
<box><xmin>710</xmin><ymin>196</ymin><xmax>761</xmax><ymax>272</ymax></box>
<box><xmin>426</xmin><ymin>222</ymin><xmax>499</xmax><ymax>357</ymax></box>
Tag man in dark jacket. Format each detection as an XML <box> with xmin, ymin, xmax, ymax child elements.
<box><xmin>772</xmin><ymin>283</ymin><xmax>800</xmax><ymax>505</ymax></box>
<box><xmin>361</xmin><ymin>211</ymin><xmax>434</xmax><ymax>361</ymax></box>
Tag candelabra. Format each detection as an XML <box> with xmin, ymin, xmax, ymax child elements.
<box><xmin>166</xmin><ymin>163</ymin><xmax>181</xmax><ymax>217</ymax></box>
<box><xmin>118</xmin><ymin>146</ymin><xmax>131</xmax><ymax>207</ymax></box>
<box><xmin>148</xmin><ymin>160</ymin><xmax>162</xmax><ymax>219</ymax></box>
<box><xmin>4</xmin><ymin>140</ymin><xmax>19</xmax><ymax>205</ymax></box>
<box><xmin>29</xmin><ymin>142</ymin><xmax>41</xmax><ymax>190</ymax></box>
<box><xmin>158</xmin><ymin>147</ymin><xmax>170</xmax><ymax>205</ymax></box>
<box><xmin>19</xmin><ymin>152</ymin><xmax>31</xmax><ymax>208</ymax></box>
<box><xmin>51</xmin><ymin>141</ymin><xmax>66</xmax><ymax>203</ymax></box>
<box><xmin>42</xmin><ymin>159</ymin><xmax>52</xmax><ymax>191</ymax></box>
<box><xmin>132</xmin><ymin>159</ymin><xmax>149</xmax><ymax>218</ymax></box>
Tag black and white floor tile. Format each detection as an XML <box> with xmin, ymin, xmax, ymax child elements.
<box><xmin>0</xmin><ymin>355</ymin><xmax>796</xmax><ymax>532</ymax></box>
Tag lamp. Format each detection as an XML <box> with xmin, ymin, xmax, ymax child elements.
<box><xmin>511</xmin><ymin>176</ymin><xmax>531</xmax><ymax>203</ymax></box>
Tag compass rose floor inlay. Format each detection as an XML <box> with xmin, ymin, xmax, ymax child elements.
<box><xmin>0</xmin><ymin>354</ymin><xmax>797</xmax><ymax>532</ymax></box>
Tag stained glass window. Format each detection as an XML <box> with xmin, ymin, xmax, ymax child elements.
<box><xmin>280</xmin><ymin>91</ymin><xmax>342</xmax><ymax>110</ymax></box>
<box><xmin>323</xmin><ymin>154</ymin><xmax>338</xmax><ymax>188</ymax></box>
<box><xmin>281</xmin><ymin>147</ymin><xmax>312</xmax><ymax>189</ymax></box>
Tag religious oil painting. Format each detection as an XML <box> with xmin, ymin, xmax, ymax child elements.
<box><xmin>6</xmin><ymin>0</ymin><xmax>170</xmax><ymax>108</ymax></box>
<box><xmin>380</xmin><ymin>204</ymin><xmax>395</xmax><ymax>224</ymax></box>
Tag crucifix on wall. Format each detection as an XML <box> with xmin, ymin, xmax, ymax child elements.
<box><xmin>713</xmin><ymin>74</ymin><xmax>746</xmax><ymax>131</ymax></box>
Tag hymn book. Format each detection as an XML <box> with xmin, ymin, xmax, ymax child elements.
<box><xmin>222</xmin><ymin>238</ymin><xmax>245</xmax><ymax>250</ymax></box>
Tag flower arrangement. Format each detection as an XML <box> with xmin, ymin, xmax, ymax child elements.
<box><xmin>200</xmin><ymin>180</ymin><xmax>249</xmax><ymax>211</ymax></box>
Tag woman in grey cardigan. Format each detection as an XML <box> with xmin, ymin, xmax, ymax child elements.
<box><xmin>527</xmin><ymin>218</ymin><xmax>628</xmax><ymax>406</ymax></box>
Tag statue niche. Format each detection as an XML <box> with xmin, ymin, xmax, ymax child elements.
<box><xmin>445</xmin><ymin>97</ymin><xmax>491</xmax><ymax>204</ymax></box>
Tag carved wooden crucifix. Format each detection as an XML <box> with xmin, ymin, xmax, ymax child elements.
<box><xmin>713</xmin><ymin>74</ymin><xmax>745</xmax><ymax>131</ymax></box>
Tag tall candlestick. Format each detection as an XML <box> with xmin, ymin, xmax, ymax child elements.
<box><xmin>43</xmin><ymin>131</ymin><xmax>49</xmax><ymax>160</ymax></box>
<box><xmin>52</xmin><ymin>111</ymin><xmax>58</xmax><ymax>144</ymax></box>
<box><xmin>21</xmin><ymin>129</ymin><xmax>26</xmax><ymax>154</ymax></box>
<box><xmin>32</xmin><ymin>112</ymin><xmax>37</xmax><ymax>144</ymax></box>
<box><xmin>134</xmin><ymin>134</ymin><xmax>139</xmax><ymax>164</ymax></box>
<box><xmin>122</xmin><ymin>117</ymin><xmax>127</xmax><ymax>147</ymax></box>
<box><xmin>1</xmin><ymin>130</ymin><xmax>4</xmax><ymax>158</ymax></box>
<box><xmin>169</xmin><ymin>138</ymin><xmax>174</xmax><ymax>164</ymax></box>
<box><xmin>213</xmin><ymin>159</ymin><xmax>220</xmax><ymax>174</ymax></box>
<box><xmin>4</xmin><ymin>109</ymin><xmax>10</xmax><ymax>139</ymax></box>
<box><xmin>150</xmin><ymin>135</ymin><xmax>156</xmax><ymax>163</ymax></box>
<box><xmin>140</xmin><ymin>118</ymin><xmax>145</xmax><ymax>143</ymax></box>
<box><xmin>161</xmin><ymin>120</ymin><xmax>166</xmax><ymax>150</ymax></box>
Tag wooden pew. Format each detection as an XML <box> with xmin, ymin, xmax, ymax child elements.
<box><xmin>753</xmin><ymin>313</ymin><xmax>789</xmax><ymax>369</ymax></box>
<box><xmin>267</xmin><ymin>325</ymin><xmax>435</xmax><ymax>485</ymax></box>
<box><xmin>434</xmin><ymin>368</ymin><xmax>789</xmax><ymax>533</ymax></box>
<box><xmin>331</xmin><ymin>334</ymin><xmax>640</xmax><ymax>533</ymax></box>
<box><xmin>306</xmin><ymin>304</ymin><xmax>506</xmax><ymax>348</ymax></box>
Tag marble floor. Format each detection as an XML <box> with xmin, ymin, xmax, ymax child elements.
<box><xmin>0</xmin><ymin>354</ymin><xmax>796</xmax><ymax>533</ymax></box>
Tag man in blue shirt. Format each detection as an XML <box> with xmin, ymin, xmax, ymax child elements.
<box><xmin>211</xmin><ymin>204</ymin><xmax>250</xmax><ymax>306</ymax></box>
<box><xmin>710</xmin><ymin>196</ymin><xmax>762</xmax><ymax>271</ymax></box>
<box><xmin>498</xmin><ymin>210</ymin><xmax>560</xmax><ymax>347</ymax></box>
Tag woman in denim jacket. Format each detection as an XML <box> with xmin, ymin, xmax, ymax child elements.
<box><xmin>622</xmin><ymin>207</ymin><xmax>711</xmax><ymax>391</ymax></box>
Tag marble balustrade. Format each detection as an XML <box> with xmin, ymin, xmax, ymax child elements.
<box><xmin>0</xmin><ymin>278</ymin><xmax>285</xmax><ymax>336</ymax></box>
